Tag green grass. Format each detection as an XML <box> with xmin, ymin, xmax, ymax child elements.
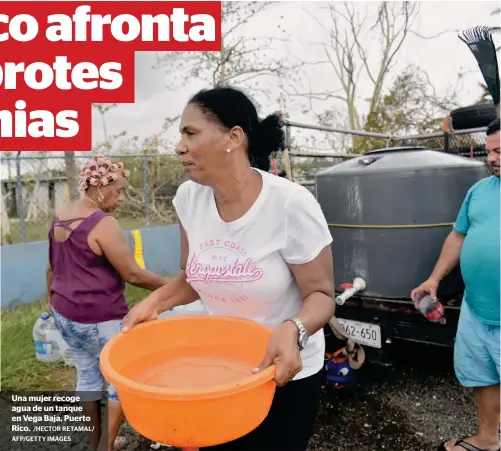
<box><xmin>6</xmin><ymin>216</ymin><xmax>170</xmax><ymax>244</ymax></box>
<box><xmin>1</xmin><ymin>285</ymin><xmax>151</xmax><ymax>391</ymax></box>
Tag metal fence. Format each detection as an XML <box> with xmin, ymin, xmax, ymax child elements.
<box><xmin>281</xmin><ymin>120</ymin><xmax>488</xmax><ymax>184</ymax></box>
<box><xmin>393</xmin><ymin>128</ymin><xmax>488</xmax><ymax>160</ymax></box>
<box><xmin>1</xmin><ymin>153</ymin><xmax>184</xmax><ymax>245</ymax></box>
<box><xmin>0</xmin><ymin>122</ymin><xmax>489</xmax><ymax>245</ymax></box>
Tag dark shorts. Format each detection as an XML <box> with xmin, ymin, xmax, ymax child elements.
<box><xmin>202</xmin><ymin>370</ymin><xmax>323</xmax><ymax>451</ymax></box>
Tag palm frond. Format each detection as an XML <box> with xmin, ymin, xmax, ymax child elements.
<box><xmin>459</xmin><ymin>25</ymin><xmax>500</xmax><ymax>105</ymax></box>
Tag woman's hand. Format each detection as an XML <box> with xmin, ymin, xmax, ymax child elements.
<box><xmin>121</xmin><ymin>298</ymin><xmax>159</xmax><ymax>333</ymax></box>
<box><xmin>252</xmin><ymin>321</ymin><xmax>302</xmax><ymax>387</ymax></box>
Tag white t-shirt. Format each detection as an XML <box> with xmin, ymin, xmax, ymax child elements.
<box><xmin>172</xmin><ymin>168</ymin><xmax>334</xmax><ymax>380</ymax></box>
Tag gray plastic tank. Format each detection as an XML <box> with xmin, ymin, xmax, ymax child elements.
<box><xmin>315</xmin><ymin>147</ymin><xmax>490</xmax><ymax>299</ymax></box>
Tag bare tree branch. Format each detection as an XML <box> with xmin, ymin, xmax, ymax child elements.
<box><xmin>292</xmin><ymin>1</ymin><xmax>462</xmax><ymax>154</ymax></box>
<box><xmin>409</xmin><ymin>29</ymin><xmax>460</xmax><ymax>40</ymax></box>
<box><xmin>154</xmin><ymin>2</ymin><xmax>298</xmax><ymax>99</ymax></box>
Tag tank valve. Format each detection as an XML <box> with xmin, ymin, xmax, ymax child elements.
<box><xmin>336</xmin><ymin>277</ymin><xmax>367</xmax><ymax>305</ymax></box>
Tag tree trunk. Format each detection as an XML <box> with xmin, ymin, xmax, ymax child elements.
<box><xmin>1</xmin><ymin>193</ymin><xmax>11</xmax><ymax>244</ymax></box>
<box><xmin>217</xmin><ymin>38</ymin><xmax>226</xmax><ymax>86</ymax></box>
<box><xmin>64</xmin><ymin>152</ymin><xmax>80</xmax><ymax>202</ymax></box>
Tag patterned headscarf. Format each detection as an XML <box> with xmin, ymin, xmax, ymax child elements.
<box><xmin>79</xmin><ymin>154</ymin><xmax>130</xmax><ymax>192</ymax></box>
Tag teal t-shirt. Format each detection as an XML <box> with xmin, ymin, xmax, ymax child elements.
<box><xmin>453</xmin><ymin>175</ymin><xmax>500</xmax><ymax>326</ymax></box>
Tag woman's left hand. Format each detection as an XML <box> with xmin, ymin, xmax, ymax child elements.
<box><xmin>252</xmin><ymin>321</ymin><xmax>302</xmax><ymax>387</ymax></box>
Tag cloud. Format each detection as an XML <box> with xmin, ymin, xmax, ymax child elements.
<box><xmin>94</xmin><ymin>1</ymin><xmax>500</xmax><ymax>148</ymax></box>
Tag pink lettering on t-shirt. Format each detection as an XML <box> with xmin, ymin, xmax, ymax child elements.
<box><xmin>186</xmin><ymin>253</ymin><xmax>263</xmax><ymax>284</ymax></box>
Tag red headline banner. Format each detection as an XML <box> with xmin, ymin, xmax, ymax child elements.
<box><xmin>0</xmin><ymin>1</ymin><xmax>222</xmax><ymax>151</ymax></box>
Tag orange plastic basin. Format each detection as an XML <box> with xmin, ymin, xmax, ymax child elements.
<box><xmin>100</xmin><ymin>316</ymin><xmax>276</xmax><ymax>448</ymax></box>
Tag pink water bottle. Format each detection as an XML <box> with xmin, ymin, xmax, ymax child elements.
<box><xmin>416</xmin><ymin>295</ymin><xmax>446</xmax><ymax>325</ymax></box>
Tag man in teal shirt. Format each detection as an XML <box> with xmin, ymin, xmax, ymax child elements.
<box><xmin>412</xmin><ymin>117</ymin><xmax>500</xmax><ymax>451</ymax></box>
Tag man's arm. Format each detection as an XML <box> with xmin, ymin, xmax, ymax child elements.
<box><xmin>428</xmin><ymin>184</ymin><xmax>473</xmax><ymax>284</ymax></box>
<box><xmin>411</xmin><ymin>230</ymin><xmax>465</xmax><ymax>303</ymax></box>
<box><xmin>428</xmin><ymin>230</ymin><xmax>465</xmax><ymax>284</ymax></box>
<box><xmin>411</xmin><ymin>185</ymin><xmax>472</xmax><ymax>303</ymax></box>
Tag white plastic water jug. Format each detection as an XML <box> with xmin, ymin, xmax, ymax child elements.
<box><xmin>33</xmin><ymin>312</ymin><xmax>61</xmax><ymax>363</ymax></box>
<box><xmin>46</xmin><ymin>329</ymin><xmax>75</xmax><ymax>367</ymax></box>
<box><xmin>33</xmin><ymin>312</ymin><xmax>75</xmax><ymax>366</ymax></box>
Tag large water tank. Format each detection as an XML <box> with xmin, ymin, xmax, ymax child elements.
<box><xmin>315</xmin><ymin>147</ymin><xmax>490</xmax><ymax>299</ymax></box>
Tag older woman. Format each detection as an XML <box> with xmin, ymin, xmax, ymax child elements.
<box><xmin>122</xmin><ymin>87</ymin><xmax>336</xmax><ymax>451</ymax></box>
<box><xmin>46</xmin><ymin>155</ymin><xmax>169</xmax><ymax>451</ymax></box>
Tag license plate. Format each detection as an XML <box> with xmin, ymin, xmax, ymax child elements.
<box><xmin>336</xmin><ymin>318</ymin><xmax>382</xmax><ymax>349</ymax></box>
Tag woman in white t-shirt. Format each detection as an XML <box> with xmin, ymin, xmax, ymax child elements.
<box><xmin>122</xmin><ymin>86</ymin><xmax>336</xmax><ymax>451</ymax></box>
